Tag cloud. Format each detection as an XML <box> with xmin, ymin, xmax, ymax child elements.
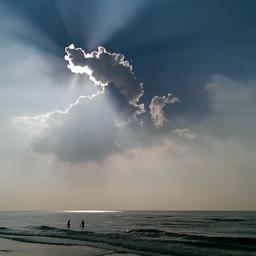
<box><xmin>200</xmin><ymin>75</ymin><xmax>256</xmax><ymax>138</ymax></box>
<box><xmin>65</xmin><ymin>44</ymin><xmax>145</xmax><ymax>122</ymax></box>
<box><xmin>15</xmin><ymin>45</ymin><xmax>181</xmax><ymax>163</ymax></box>
<box><xmin>149</xmin><ymin>93</ymin><xmax>179</xmax><ymax>128</ymax></box>
<box><xmin>15</xmin><ymin>45</ymin><xmax>148</xmax><ymax>163</ymax></box>
<box><xmin>15</xmin><ymin>94</ymin><xmax>97</xmax><ymax>136</ymax></box>
<box><xmin>172</xmin><ymin>128</ymin><xmax>195</xmax><ymax>140</ymax></box>
<box><xmin>28</xmin><ymin>94</ymin><xmax>121</xmax><ymax>163</ymax></box>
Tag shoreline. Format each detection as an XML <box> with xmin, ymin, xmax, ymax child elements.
<box><xmin>0</xmin><ymin>238</ymin><xmax>110</xmax><ymax>256</ymax></box>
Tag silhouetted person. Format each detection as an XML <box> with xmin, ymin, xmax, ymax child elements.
<box><xmin>80</xmin><ymin>220</ymin><xmax>85</xmax><ymax>229</ymax></box>
<box><xmin>67</xmin><ymin>219</ymin><xmax>71</xmax><ymax>229</ymax></box>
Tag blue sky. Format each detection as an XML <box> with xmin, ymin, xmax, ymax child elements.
<box><xmin>0</xmin><ymin>0</ymin><xmax>255</xmax><ymax>210</ymax></box>
<box><xmin>2</xmin><ymin>0</ymin><xmax>256</xmax><ymax>115</ymax></box>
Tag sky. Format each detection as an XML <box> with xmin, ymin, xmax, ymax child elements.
<box><xmin>0</xmin><ymin>0</ymin><xmax>256</xmax><ymax>210</ymax></box>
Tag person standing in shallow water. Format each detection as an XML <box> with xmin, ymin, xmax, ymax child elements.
<box><xmin>80</xmin><ymin>220</ymin><xmax>85</xmax><ymax>229</ymax></box>
<box><xmin>67</xmin><ymin>219</ymin><xmax>70</xmax><ymax>229</ymax></box>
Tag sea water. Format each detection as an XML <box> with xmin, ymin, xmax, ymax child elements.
<box><xmin>0</xmin><ymin>211</ymin><xmax>255</xmax><ymax>255</ymax></box>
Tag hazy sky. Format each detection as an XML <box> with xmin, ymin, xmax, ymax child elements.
<box><xmin>0</xmin><ymin>0</ymin><xmax>256</xmax><ymax>210</ymax></box>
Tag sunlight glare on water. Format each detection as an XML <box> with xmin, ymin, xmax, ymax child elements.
<box><xmin>58</xmin><ymin>210</ymin><xmax>122</xmax><ymax>213</ymax></box>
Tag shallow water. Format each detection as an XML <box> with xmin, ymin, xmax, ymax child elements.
<box><xmin>0</xmin><ymin>211</ymin><xmax>255</xmax><ymax>255</ymax></box>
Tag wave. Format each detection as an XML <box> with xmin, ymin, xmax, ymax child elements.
<box><xmin>127</xmin><ymin>228</ymin><xmax>256</xmax><ymax>247</ymax></box>
<box><xmin>209</xmin><ymin>218</ymin><xmax>247</xmax><ymax>222</ymax></box>
<box><xmin>36</xmin><ymin>225</ymin><xmax>59</xmax><ymax>231</ymax></box>
<box><xmin>127</xmin><ymin>228</ymin><xmax>173</xmax><ymax>237</ymax></box>
<box><xmin>0</xmin><ymin>226</ymin><xmax>255</xmax><ymax>255</ymax></box>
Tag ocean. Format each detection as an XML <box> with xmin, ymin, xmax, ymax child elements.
<box><xmin>0</xmin><ymin>211</ymin><xmax>255</xmax><ymax>256</ymax></box>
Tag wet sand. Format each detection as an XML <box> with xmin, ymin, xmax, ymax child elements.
<box><xmin>0</xmin><ymin>238</ymin><xmax>140</xmax><ymax>256</ymax></box>
<box><xmin>0</xmin><ymin>238</ymin><xmax>110</xmax><ymax>256</ymax></box>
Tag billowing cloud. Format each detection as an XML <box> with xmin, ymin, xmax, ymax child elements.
<box><xmin>15</xmin><ymin>45</ymin><xmax>148</xmax><ymax>162</ymax></box>
<box><xmin>149</xmin><ymin>93</ymin><xmax>179</xmax><ymax>128</ymax></box>
<box><xmin>15</xmin><ymin>45</ymin><xmax>181</xmax><ymax>163</ymax></box>
<box><xmin>65</xmin><ymin>44</ymin><xmax>145</xmax><ymax>122</ymax></box>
